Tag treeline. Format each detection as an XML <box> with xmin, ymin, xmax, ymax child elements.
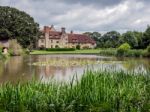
<box><xmin>84</xmin><ymin>26</ymin><xmax>150</xmax><ymax>49</ymax></box>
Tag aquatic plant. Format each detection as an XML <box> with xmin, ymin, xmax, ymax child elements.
<box><xmin>0</xmin><ymin>70</ymin><xmax>149</xmax><ymax>112</ymax></box>
<box><xmin>31</xmin><ymin>58</ymin><xmax>122</xmax><ymax>67</ymax></box>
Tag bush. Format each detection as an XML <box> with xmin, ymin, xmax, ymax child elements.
<box><xmin>76</xmin><ymin>44</ymin><xmax>80</xmax><ymax>50</ymax></box>
<box><xmin>125</xmin><ymin>50</ymin><xmax>143</xmax><ymax>57</ymax></box>
<box><xmin>117</xmin><ymin>43</ymin><xmax>131</xmax><ymax>56</ymax></box>
<box><xmin>147</xmin><ymin>45</ymin><xmax>150</xmax><ymax>53</ymax></box>
<box><xmin>9</xmin><ymin>39</ymin><xmax>23</xmax><ymax>56</ymax></box>
<box><xmin>46</xmin><ymin>48</ymin><xmax>76</xmax><ymax>51</ymax></box>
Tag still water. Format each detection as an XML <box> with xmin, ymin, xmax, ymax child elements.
<box><xmin>0</xmin><ymin>55</ymin><xmax>149</xmax><ymax>83</ymax></box>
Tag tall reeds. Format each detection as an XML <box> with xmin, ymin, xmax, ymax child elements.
<box><xmin>0</xmin><ymin>70</ymin><xmax>149</xmax><ymax>112</ymax></box>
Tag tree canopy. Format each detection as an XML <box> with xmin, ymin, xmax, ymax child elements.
<box><xmin>0</xmin><ymin>6</ymin><xmax>40</xmax><ymax>48</ymax></box>
<box><xmin>85</xmin><ymin>26</ymin><xmax>150</xmax><ymax>49</ymax></box>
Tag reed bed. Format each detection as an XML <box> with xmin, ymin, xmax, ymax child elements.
<box><xmin>0</xmin><ymin>70</ymin><xmax>149</xmax><ymax>112</ymax></box>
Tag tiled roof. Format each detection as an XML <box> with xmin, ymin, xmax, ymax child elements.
<box><xmin>68</xmin><ymin>34</ymin><xmax>95</xmax><ymax>44</ymax></box>
<box><xmin>49</xmin><ymin>31</ymin><xmax>62</xmax><ymax>39</ymax></box>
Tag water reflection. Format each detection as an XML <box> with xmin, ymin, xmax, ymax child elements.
<box><xmin>0</xmin><ymin>55</ymin><xmax>149</xmax><ymax>83</ymax></box>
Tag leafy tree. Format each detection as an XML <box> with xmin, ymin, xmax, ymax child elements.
<box><xmin>100</xmin><ymin>31</ymin><xmax>121</xmax><ymax>48</ymax></box>
<box><xmin>142</xmin><ymin>25</ymin><xmax>150</xmax><ymax>48</ymax></box>
<box><xmin>133</xmin><ymin>31</ymin><xmax>143</xmax><ymax>49</ymax></box>
<box><xmin>84</xmin><ymin>32</ymin><xmax>101</xmax><ymax>47</ymax></box>
<box><xmin>76</xmin><ymin>44</ymin><xmax>80</xmax><ymax>50</ymax></box>
<box><xmin>121</xmin><ymin>31</ymin><xmax>138</xmax><ymax>48</ymax></box>
<box><xmin>0</xmin><ymin>6</ymin><xmax>40</xmax><ymax>48</ymax></box>
<box><xmin>117</xmin><ymin>43</ymin><xmax>131</xmax><ymax>56</ymax></box>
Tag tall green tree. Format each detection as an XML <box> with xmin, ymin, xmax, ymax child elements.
<box><xmin>0</xmin><ymin>6</ymin><xmax>40</xmax><ymax>48</ymax></box>
<box><xmin>84</xmin><ymin>32</ymin><xmax>101</xmax><ymax>47</ymax></box>
<box><xmin>100</xmin><ymin>31</ymin><xmax>121</xmax><ymax>48</ymax></box>
<box><xmin>142</xmin><ymin>25</ymin><xmax>150</xmax><ymax>48</ymax></box>
<box><xmin>121</xmin><ymin>31</ymin><xmax>138</xmax><ymax>48</ymax></box>
<box><xmin>133</xmin><ymin>31</ymin><xmax>143</xmax><ymax>49</ymax></box>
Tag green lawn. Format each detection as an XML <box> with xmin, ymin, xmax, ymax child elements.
<box><xmin>30</xmin><ymin>49</ymin><xmax>101</xmax><ymax>55</ymax></box>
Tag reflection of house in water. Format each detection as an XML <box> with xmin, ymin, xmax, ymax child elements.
<box><xmin>37</xmin><ymin>66</ymin><xmax>67</xmax><ymax>80</ymax></box>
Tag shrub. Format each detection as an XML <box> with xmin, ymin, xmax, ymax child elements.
<box><xmin>117</xmin><ymin>43</ymin><xmax>131</xmax><ymax>56</ymax></box>
<box><xmin>147</xmin><ymin>45</ymin><xmax>150</xmax><ymax>53</ymax></box>
<box><xmin>46</xmin><ymin>48</ymin><xmax>76</xmax><ymax>51</ymax></box>
<box><xmin>125</xmin><ymin>50</ymin><xmax>143</xmax><ymax>57</ymax></box>
<box><xmin>76</xmin><ymin>44</ymin><xmax>80</xmax><ymax>50</ymax></box>
<box><xmin>145</xmin><ymin>45</ymin><xmax>150</xmax><ymax>57</ymax></box>
<box><xmin>55</xmin><ymin>45</ymin><xmax>59</xmax><ymax>48</ymax></box>
<box><xmin>9</xmin><ymin>39</ymin><xmax>23</xmax><ymax>56</ymax></box>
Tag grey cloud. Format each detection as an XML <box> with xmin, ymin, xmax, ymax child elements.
<box><xmin>56</xmin><ymin>0</ymin><xmax>124</xmax><ymax>8</ymax></box>
<box><xmin>0</xmin><ymin>0</ymin><xmax>150</xmax><ymax>33</ymax></box>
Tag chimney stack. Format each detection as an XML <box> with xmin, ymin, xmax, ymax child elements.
<box><xmin>51</xmin><ymin>25</ymin><xmax>54</xmax><ymax>28</ymax></box>
<box><xmin>61</xmin><ymin>27</ymin><xmax>66</xmax><ymax>34</ymax></box>
<box><xmin>70</xmin><ymin>30</ymin><xmax>73</xmax><ymax>34</ymax></box>
<box><xmin>44</xmin><ymin>26</ymin><xmax>50</xmax><ymax>33</ymax></box>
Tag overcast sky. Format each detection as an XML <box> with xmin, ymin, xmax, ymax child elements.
<box><xmin>0</xmin><ymin>0</ymin><xmax>150</xmax><ymax>33</ymax></box>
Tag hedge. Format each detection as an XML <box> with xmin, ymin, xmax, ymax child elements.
<box><xmin>46</xmin><ymin>48</ymin><xmax>76</xmax><ymax>51</ymax></box>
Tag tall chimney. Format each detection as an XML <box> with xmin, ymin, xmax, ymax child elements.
<box><xmin>44</xmin><ymin>26</ymin><xmax>50</xmax><ymax>33</ymax></box>
<box><xmin>70</xmin><ymin>30</ymin><xmax>73</xmax><ymax>34</ymax></box>
<box><xmin>51</xmin><ymin>25</ymin><xmax>54</xmax><ymax>28</ymax></box>
<box><xmin>61</xmin><ymin>27</ymin><xmax>66</xmax><ymax>34</ymax></box>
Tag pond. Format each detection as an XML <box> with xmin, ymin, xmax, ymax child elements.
<box><xmin>0</xmin><ymin>54</ymin><xmax>149</xmax><ymax>83</ymax></box>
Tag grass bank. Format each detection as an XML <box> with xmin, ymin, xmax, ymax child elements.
<box><xmin>0</xmin><ymin>70</ymin><xmax>149</xmax><ymax>112</ymax></box>
<box><xmin>30</xmin><ymin>49</ymin><xmax>101</xmax><ymax>55</ymax></box>
<box><xmin>99</xmin><ymin>49</ymin><xmax>150</xmax><ymax>57</ymax></box>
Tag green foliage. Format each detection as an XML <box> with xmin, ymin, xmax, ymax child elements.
<box><xmin>84</xmin><ymin>26</ymin><xmax>150</xmax><ymax>49</ymax></box>
<box><xmin>9</xmin><ymin>39</ymin><xmax>23</xmax><ymax>56</ymax></box>
<box><xmin>102</xmin><ymin>31</ymin><xmax>121</xmax><ymax>48</ymax></box>
<box><xmin>0</xmin><ymin>6</ymin><xmax>39</xmax><ymax>48</ymax></box>
<box><xmin>142</xmin><ymin>26</ymin><xmax>150</xmax><ymax>48</ymax></box>
<box><xmin>0</xmin><ymin>70</ymin><xmax>149</xmax><ymax>111</ymax></box>
<box><xmin>55</xmin><ymin>45</ymin><xmax>59</xmax><ymax>48</ymax></box>
<box><xmin>121</xmin><ymin>31</ymin><xmax>138</xmax><ymax>48</ymax></box>
<box><xmin>147</xmin><ymin>45</ymin><xmax>150</xmax><ymax>53</ymax></box>
<box><xmin>84</xmin><ymin>32</ymin><xmax>102</xmax><ymax>48</ymax></box>
<box><xmin>46</xmin><ymin>48</ymin><xmax>76</xmax><ymax>51</ymax></box>
<box><xmin>76</xmin><ymin>44</ymin><xmax>80</xmax><ymax>50</ymax></box>
<box><xmin>117</xmin><ymin>43</ymin><xmax>131</xmax><ymax>56</ymax></box>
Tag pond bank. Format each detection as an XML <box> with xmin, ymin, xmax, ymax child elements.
<box><xmin>0</xmin><ymin>70</ymin><xmax>149</xmax><ymax>112</ymax></box>
<box><xmin>30</xmin><ymin>49</ymin><xmax>150</xmax><ymax>57</ymax></box>
<box><xmin>30</xmin><ymin>49</ymin><xmax>101</xmax><ymax>55</ymax></box>
<box><xmin>99</xmin><ymin>49</ymin><xmax>150</xmax><ymax>57</ymax></box>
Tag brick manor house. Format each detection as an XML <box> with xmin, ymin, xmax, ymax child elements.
<box><xmin>38</xmin><ymin>25</ymin><xmax>96</xmax><ymax>49</ymax></box>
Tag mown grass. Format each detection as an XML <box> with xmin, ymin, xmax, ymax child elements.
<box><xmin>0</xmin><ymin>70</ymin><xmax>149</xmax><ymax>112</ymax></box>
<box><xmin>30</xmin><ymin>49</ymin><xmax>101</xmax><ymax>55</ymax></box>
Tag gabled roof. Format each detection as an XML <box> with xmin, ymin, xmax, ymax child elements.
<box><xmin>49</xmin><ymin>31</ymin><xmax>62</xmax><ymax>39</ymax></box>
<box><xmin>68</xmin><ymin>34</ymin><xmax>96</xmax><ymax>44</ymax></box>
